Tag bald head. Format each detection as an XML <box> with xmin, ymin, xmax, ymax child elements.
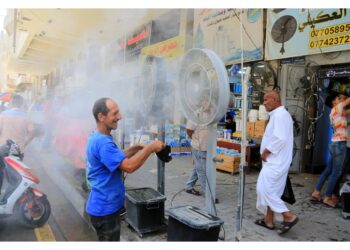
<box><xmin>263</xmin><ymin>90</ymin><xmax>281</xmax><ymax>112</ymax></box>
<box><xmin>265</xmin><ymin>91</ymin><xmax>281</xmax><ymax>101</ymax></box>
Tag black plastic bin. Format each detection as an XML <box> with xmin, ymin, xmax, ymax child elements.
<box><xmin>342</xmin><ymin>193</ymin><xmax>350</xmax><ymax>219</ymax></box>
<box><xmin>343</xmin><ymin>193</ymin><xmax>350</xmax><ymax>211</ymax></box>
<box><xmin>341</xmin><ymin>181</ymin><xmax>350</xmax><ymax>219</ymax></box>
<box><xmin>166</xmin><ymin>205</ymin><xmax>224</xmax><ymax>241</ymax></box>
<box><xmin>125</xmin><ymin>187</ymin><xmax>166</xmax><ymax>236</ymax></box>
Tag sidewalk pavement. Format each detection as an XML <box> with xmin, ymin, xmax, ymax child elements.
<box><xmin>34</xmin><ymin>143</ymin><xmax>350</xmax><ymax>241</ymax></box>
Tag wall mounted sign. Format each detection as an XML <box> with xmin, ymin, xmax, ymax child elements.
<box><xmin>193</xmin><ymin>9</ymin><xmax>264</xmax><ymax>65</ymax></box>
<box><xmin>318</xmin><ymin>66</ymin><xmax>350</xmax><ymax>78</ymax></box>
<box><xmin>125</xmin><ymin>23</ymin><xmax>152</xmax><ymax>62</ymax></box>
<box><xmin>266</xmin><ymin>9</ymin><xmax>350</xmax><ymax>60</ymax></box>
<box><xmin>142</xmin><ymin>36</ymin><xmax>185</xmax><ymax>58</ymax></box>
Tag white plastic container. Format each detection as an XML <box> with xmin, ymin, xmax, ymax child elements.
<box><xmin>248</xmin><ymin>109</ymin><xmax>258</xmax><ymax>122</ymax></box>
<box><xmin>258</xmin><ymin>105</ymin><xmax>269</xmax><ymax>121</ymax></box>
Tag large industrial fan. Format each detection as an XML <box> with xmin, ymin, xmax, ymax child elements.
<box><xmin>271</xmin><ymin>15</ymin><xmax>297</xmax><ymax>54</ymax></box>
<box><xmin>288</xmin><ymin>61</ymin><xmax>319</xmax><ymax>98</ymax></box>
<box><xmin>251</xmin><ymin>61</ymin><xmax>278</xmax><ymax>92</ymax></box>
<box><xmin>139</xmin><ymin>55</ymin><xmax>174</xmax><ymax>194</ymax></box>
<box><xmin>177</xmin><ymin>48</ymin><xmax>230</xmax><ymax>214</ymax></box>
<box><xmin>139</xmin><ymin>55</ymin><xmax>169</xmax><ymax>120</ymax></box>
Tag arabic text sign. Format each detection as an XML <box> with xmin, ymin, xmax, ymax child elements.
<box><xmin>125</xmin><ymin>23</ymin><xmax>152</xmax><ymax>62</ymax></box>
<box><xmin>318</xmin><ymin>67</ymin><xmax>350</xmax><ymax>78</ymax></box>
<box><xmin>193</xmin><ymin>9</ymin><xmax>263</xmax><ymax>65</ymax></box>
<box><xmin>141</xmin><ymin>36</ymin><xmax>185</xmax><ymax>58</ymax></box>
<box><xmin>308</xmin><ymin>22</ymin><xmax>350</xmax><ymax>49</ymax></box>
<box><xmin>265</xmin><ymin>9</ymin><xmax>350</xmax><ymax>60</ymax></box>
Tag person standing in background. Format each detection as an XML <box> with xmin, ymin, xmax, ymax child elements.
<box><xmin>0</xmin><ymin>102</ymin><xmax>6</xmax><ymax>113</ymax></box>
<box><xmin>0</xmin><ymin>95</ymin><xmax>35</xmax><ymax>159</ymax></box>
<box><xmin>41</xmin><ymin>96</ymin><xmax>62</xmax><ymax>150</ymax></box>
<box><xmin>225</xmin><ymin>114</ymin><xmax>236</xmax><ymax>133</ymax></box>
<box><xmin>345</xmin><ymin>105</ymin><xmax>350</xmax><ymax>180</ymax></box>
<box><xmin>255</xmin><ymin>90</ymin><xmax>298</xmax><ymax>235</ymax></box>
<box><xmin>311</xmin><ymin>94</ymin><xmax>350</xmax><ymax>208</ymax></box>
<box><xmin>184</xmin><ymin>120</ymin><xmax>208</xmax><ymax>196</ymax></box>
<box><xmin>331</xmin><ymin>94</ymin><xmax>350</xmax><ymax>202</ymax></box>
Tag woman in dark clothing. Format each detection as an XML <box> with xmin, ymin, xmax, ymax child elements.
<box><xmin>225</xmin><ymin>115</ymin><xmax>236</xmax><ymax>133</ymax></box>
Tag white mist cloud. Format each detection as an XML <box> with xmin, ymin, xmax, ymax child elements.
<box><xmin>0</xmin><ymin>9</ymin><xmax>6</xmax><ymax>32</ymax></box>
<box><xmin>48</xmin><ymin>9</ymin><xmax>183</xmax><ymax>141</ymax></box>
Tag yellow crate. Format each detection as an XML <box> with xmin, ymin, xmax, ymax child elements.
<box><xmin>215</xmin><ymin>154</ymin><xmax>240</xmax><ymax>174</ymax></box>
<box><xmin>180</xmin><ymin>147</ymin><xmax>191</xmax><ymax>153</ymax></box>
<box><xmin>171</xmin><ymin>147</ymin><xmax>181</xmax><ymax>152</ymax></box>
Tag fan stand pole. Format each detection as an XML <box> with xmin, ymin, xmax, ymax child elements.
<box><xmin>118</xmin><ymin>119</ymin><xmax>126</xmax><ymax>184</ymax></box>
<box><xmin>235</xmin><ymin>66</ymin><xmax>251</xmax><ymax>241</ymax></box>
<box><xmin>205</xmin><ymin>124</ymin><xmax>218</xmax><ymax>215</ymax></box>
<box><xmin>157</xmin><ymin>122</ymin><xmax>165</xmax><ymax>195</ymax></box>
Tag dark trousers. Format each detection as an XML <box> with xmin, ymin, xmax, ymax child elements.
<box><xmin>0</xmin><ymin>166</ymin><xmax>3</xmax><ymax>196</ymax></box>
<box><xmin>0</xmin><ymin>157</ymin><xmax>5</xmax><ymax>197</ymax></box>
<box><xmin>334</xmin><ymin>147</ymin><xmax>350</xmax><ymax>196</ymax></box>
<box><xmin>90</xmin><ymin>210</ymin><xmax>121</xmax><ymax>241</ymax></box>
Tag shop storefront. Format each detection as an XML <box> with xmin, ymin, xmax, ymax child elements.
<box><xmin>266</xmin><ymin>8</ymin><xmax>350</xmax><ymax>173</ymax></box>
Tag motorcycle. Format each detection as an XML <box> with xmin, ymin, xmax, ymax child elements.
<box><xmin>0</xmin><ymin>139</ymin><xmax>51</xmax><ymax>228</ymax></box>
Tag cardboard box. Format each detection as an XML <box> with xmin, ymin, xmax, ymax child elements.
<box><xmin>215</xmin><ymin>154</ymin><xmax>240</xmax><ymax>174</ymax></box>
<box><xmin>253</xmin><ymin>130</ymin><xmax>263</xmax><ymax>138</ymax></box>
<box><xmin>254</xmin><ymin>120</ymin><xmax>267</xmax><ymax>138</ymax></box>
<box><xmin>255</xmin><ymin>120</ymin><xmax>267</xmax><ymax>130</ymax></box>
<box><xmin>247</xmin><ymin>122</ymin><xmax>255</xmax><ymax>137</ymax></box>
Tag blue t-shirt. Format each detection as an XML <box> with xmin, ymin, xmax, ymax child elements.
<box><xmin>85</xmin><ymin>131</ymin><xmax>126</xmax><ymax>216</ymax></box>
<box><xmin>1</xmin><ymin>109</ymin><xmax>31</xmax><ymax>118</ymax></box>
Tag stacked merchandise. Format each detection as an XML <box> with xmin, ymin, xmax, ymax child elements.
<box><xmin>215</xmin><ymin>146</ymin><xmax>240</xmax><ymax>174</ymax></box>
<box><xmin>165</xmin><ymin>123</ymin><xmax>191</xmax><ymax>156</ymax></box>
<box><xmin>247</xmin><ymin>105</ymin><xmax>269</xmax><ymax>139</ymax></box>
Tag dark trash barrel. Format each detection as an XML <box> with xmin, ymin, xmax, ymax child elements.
<box><xmin>341</xmin><ymin>181</ymin><xmax>350</xmax><ymax>219</ymax></box>
<box><xmin>343</xmin><ymin>193</ymin><xmax>350</xmax><ymax>212</ymax></box>
<box><xmin>166</xmin><ymin>205</ymin><xmax>224</xmax><ymax>241</ymax></box>
<box><xmin>125</xmin><ymin>187</ymin><xmax>166</xmax><ymax>235</ymax></box>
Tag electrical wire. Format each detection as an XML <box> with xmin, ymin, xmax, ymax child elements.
<box><xmin>307</xmin><ymin>9</ymin><xmax>324</xmax><ymax>55</ymax></box>
<box><xmin>169</xmin><ymin>180</ymin><xmax>240</xmax><ymax>242</ymax></box>
<box><xmin>170</xmin><ymin>187</ymin><xmax>187</xmax><ymax>207</ymax></box>
<box><xmin>302</xmin><ymin>10</ymin><xmax>342</xmax><ymax>59</ymax></box>
<box><xmin>232</xmin><ymin>9</ymin><xmax>259</xmax><ymax>51</ymax></box>
<box><xmin>169</xmin><ymin>183</ymin><xmax>227</xmax><ymax>241</ymax></box>
<box><xmin>181</xmin><ymin>153</ymin><xmax>219</xmax><ymax>216</ymax></box>
<box><xmin>169</xmin><ymin>182</ymin><xmax>238</xmax><ymax>207</ymax></box>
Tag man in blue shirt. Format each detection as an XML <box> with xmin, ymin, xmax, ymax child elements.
<box><xmin>86</xmin><ymin>97</ymin><xmax>165</xmax><ymax>241</ymax></box>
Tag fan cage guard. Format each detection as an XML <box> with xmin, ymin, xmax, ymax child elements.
<box><xmin>139</xmin><ymin>55</ymin><xmax>167</xmax><ymax>118</ymax></box>
<box><xmin>251</xmin><ymin>62</ymin><xmax>276</xmax><ymax>92</ymax></box>
<box><xmin>140</xmin><ymin>61</ymin><xmax>156</xmax><ymax>113</ymax></box>
<box><xmin>178</xmin><ymin>48</ymin><xmax>230</xmax><ymax>126</ymax></box>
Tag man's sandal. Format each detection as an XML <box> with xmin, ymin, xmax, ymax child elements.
<box><xmin>310</xmin><ymin>196</ymin><xmax>322</xmax><ymax>204</ymax></box>
<box><xmin>185</xmin><ymin>188</ymin><xmax>201</xmax><ymax>196</ymax></box>
<box><xmin>322</xmin><ymin>201</ymin><xmax>342</xmax><ymax>209</ymax></box>
<box><xmin>277</xmin><ymin>217</ymin><xmax>299</xmax><ymax>235</ymax></box>
<box><xmin>254</xmin><ymin>219</ymin><xmax>275</xmax><ymax>230</ymax></box>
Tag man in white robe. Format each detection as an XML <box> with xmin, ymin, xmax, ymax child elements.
<box><xmin>255</xmin><ymin>91</ymin><xmax>298</xmax><ymax>235</ymax></box>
